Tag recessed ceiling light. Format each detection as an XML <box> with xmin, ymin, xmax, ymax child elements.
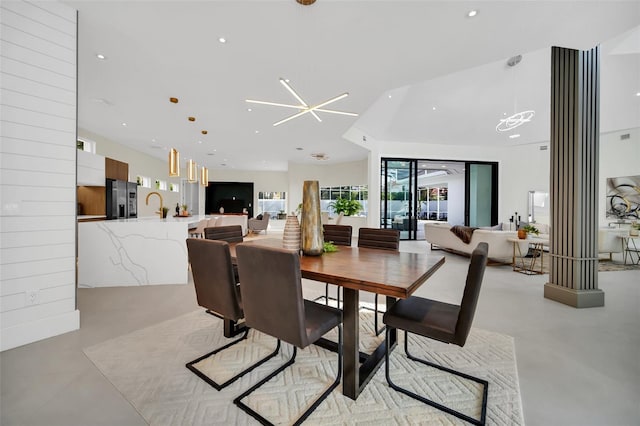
<box><xmin>441</xmin><ymin>165</ymin><xmax>447</xmax><ymax>168</ymax></box>
<box><xmin>509</xmin><ymin>134</ymin><xmax>521</xmax><ymax>139</ymax></box>
<box><xmin>636</xmin><ymin>92</ymin><xmax>640</xmax><ymax>97</ymax></box>
<box><xmin>151</xmin><ymin>138</ymin><xmax>156</xmax><ymax>142</ymax></box>
<box><xmin>255</xmin><ymin>130</ymin><xmax>260</xmax><ymax>134</ymax></box>
<box><xmin>467</xmin><ymin>10</ymin><xmax>478</xmax><ymax>18</ymax></box>
<box><xmin>96</xmin><ymin>53</ymin><xmax>106</xmax><ymax>60</ymax></box>
<box><xmin>388</xmin><ymin>95</ymin><xmax>392</xmax><ymax>99</ymax></box>
<box><xmin>198</xmin><ymin>140</ymin><xmax>202</xmax><ymax>144</ymax></box>
<box><xmin>121</xmin><ymin>122</ymin><xmax>127</xmax><ymax>126</ymax></box>
<box><xmin>247</xmin><ymin>108</ymin><xmax>252</xmax><ymax>112</ymax></box>
<box><xmin>432</xmin><ymin>106</ymin><xmax>436</xmax><ymax>111</ymax></box>
<box><xmin>218</xmin><ymin>37</ymin><xmax>226</xmax><ymax>43</ymax></box>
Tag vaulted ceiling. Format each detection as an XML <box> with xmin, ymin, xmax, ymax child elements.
<box><xmin>67</xmin><ymin>0</ymin><xmax>640</xmax><ymax>172</ymax></box>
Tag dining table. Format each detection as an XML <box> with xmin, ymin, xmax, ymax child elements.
<box><xmin>229</xmin><ymin>238</ymin><xmax>445</xmax><ymax>400</ymax></box>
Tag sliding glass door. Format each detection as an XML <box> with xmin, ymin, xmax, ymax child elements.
<box><xmin>380</xmin><ymin>159</ymin><xmax>418</xmax><ymax>239</ymax></box>
<box><xmin>381</xmin><ymin>158</ymin><xmax>499</xmax><ymax>240</ymax></box>
<box><xmin>465</xmin><ymin>162</ymin><xmax>498</xmax><ymax>227</ymax></box>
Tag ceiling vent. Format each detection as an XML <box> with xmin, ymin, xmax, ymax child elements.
<box><xmin>311</xmin><ymin>153</ymin><xmax>329</xmax><ymax>161</ymax></box>
<box><xmin>620</xmin><ymin>133</ymin><xmax>630</xmax><ymax>140</ymax></box>
<box><xmin>540</xmin><ymin>145</ymin><xmax>548</xmax><ymax>150</ymax></box>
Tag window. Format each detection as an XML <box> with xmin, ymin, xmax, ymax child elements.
<box><xmin>258</xmin><ymin>192</ymin><xmax>286</xmax><ymax>217</ymax></box>
<box><xmin>320</xmin><ymin>185</ymin><xmax>368</xmax><ymax>216</ymax></box>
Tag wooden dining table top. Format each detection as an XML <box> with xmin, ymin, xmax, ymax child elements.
<box><xmin>229</xmin><ymin>238</ymin><xmax>445</xmax><ymax>299</ymax></box>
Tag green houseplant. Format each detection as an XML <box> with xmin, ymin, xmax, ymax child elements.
<box><xmin>328</xmin><ymin>197</ymin><xmax>362</xmax><ymax>216</ymax></box>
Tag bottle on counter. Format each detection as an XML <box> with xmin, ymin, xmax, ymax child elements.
<box><xmin>175</xmin><ymin>203</ymin><xmax>180</xmax><ymax>216</ymax></box>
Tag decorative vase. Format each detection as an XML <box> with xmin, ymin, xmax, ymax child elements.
<box><xmin>517</xmin><ymin>229</ymin><xmax>527</xmax><ymax>239</ymax></box>
<box><xmin>283</xmin><ymin>215</ymin><xmax>301</xmax><ymax>251</ymax></box>
<box><xmin>301</xmin><ymin>180</ymin><xmax>323</xmax><ymax>256</ymax></box>
<box><xmin>219</xmin><ymin>207</ymin><xmax>224</xmax><ymax>214</ymax></box>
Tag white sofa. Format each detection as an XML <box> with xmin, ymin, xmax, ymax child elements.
<box><xmin>424</xmin><ymin>223</ymin><xmax>529</xmax><ymax>262</ymax></box>
<box><xmin>599</xmin><ymin>228</ymin><xmax>627</xmax><ymax>259</ymax></box>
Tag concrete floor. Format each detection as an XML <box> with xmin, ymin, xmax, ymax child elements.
<box><xmin>1</xmin><ymin>239</ymin><xmax>638</xmax><ymax>425</ymax></box>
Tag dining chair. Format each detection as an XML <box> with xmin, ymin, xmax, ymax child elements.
<box><xmin>320</xmin><ymin>224</ymin><xmax>353</xmax><ymax>306</ymax></box>
<box><xmin>235</xmin><ymin>244</ymin><xmax>343</xmax><ymax>425</ymax></box>
<box><xmin>184</xmin><ymin>238</ymin><xmax>279</xmax><ymax>390</ymax></box>
<box><xmin>383</xmin><ymin>242</ymin><xmax>489</xmax><ymax>426</ymax></box>
<box><xmin>188</xmin><ymin>219</ymin><xmax>208</xmax><ymax>238</ymax></box>
<box><xmin>357</xmin><ymin>227</ymin><xmax>400</xmax><ymax>336</ymax></box>
<box><xmin>204</xmin><ymin>225</ymin><xmax>244</xmax><ymax>243</ymax></box>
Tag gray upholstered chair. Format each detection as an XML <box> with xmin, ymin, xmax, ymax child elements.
<box><xmin>357</xmin><ymin>227</ymin><xmax>400</xmax><ymax>335</ymax></box>
<box><xmin>235</xmin><ymin>243</ymin><xmax>342</xmax><ymax>425</ymax></box>
<box><xmin>320</xmin><ymin>224</ymin><xmax>353</xmax><ymax>306</ymax></box>
<box><xmin>247</xmin><ymin>212</ymin><xmax>270</xmax><ymax>234</ymax></box>
<box><xmin>383</xmin><ymin>242</ymin><xmax>489</xmax><ymax>426</ymax></box>
<box><xmin>185</xmin><ymin>238</ymin><xmax>278</xmax><ymax>390</ymax></box>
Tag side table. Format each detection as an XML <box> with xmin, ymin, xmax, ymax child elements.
<box><xmin>618</xmin><ymin>235</ymin><xmax>640</xmax><ymax>265</ymax></box>
<box><xmin>508</xmin><ymin>237</ymin><xmax>549</xmax><ymax>275</ymax></box>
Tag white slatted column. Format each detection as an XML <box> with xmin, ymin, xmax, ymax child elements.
<box><xmin>544</xmin><ymin>45</ymin><xmax>604</xmax><ymax>308</ymax></box>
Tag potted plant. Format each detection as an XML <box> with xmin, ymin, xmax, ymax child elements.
<box><xmin>328</xmin><ymin>197</ymin><xmax>362</xmax><ymax>216</ymax></box>
<box><xmin>181</xmin><ymin>204</ymin><xmax>188</xmax><ymax>216</ymax></box>
<box><xmin>277</xmin><ymin>210</ymin><xmax>286</xmax><ymax>220</ymax></box>
<box><xmin>518</xmin><ymin>224</ymin><xmax>540</xmax><ymax>239</ymax></box>
<box><xmin>161</xmin><ymin>207</ymin><xmax>169</xmax><ymax>219</ymax></box>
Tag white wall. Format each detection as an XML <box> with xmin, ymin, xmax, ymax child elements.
<box><xmin>79</xmin><ymin>128</ymin><xmax>184</xmax><ymax>217</ymax></box>
<box><xmin>369</xmin><ymin>127</ymin><xmax>639</xmax><ymax>230</ymax></box>
<box><xmin>0</xmin><ymin>1</ymin><xmax>79</xmax><ymax>351</ymax></box>
<box><xmin>599</xmin><ymin>128</ymin><xmax>640</xmax><ymax>226</ymax></box>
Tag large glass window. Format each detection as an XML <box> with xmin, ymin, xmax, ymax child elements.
<box><xmin>320</xmin><ymin>185</ymin><xmax>368</xmax><ymax>216</ymax></box>
<box><xmin>257</xmin><ymin>191</ymin><xmax>286</xmax><ymax>218</ymax></box>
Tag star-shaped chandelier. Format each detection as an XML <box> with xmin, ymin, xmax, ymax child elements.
<box><xmin>246</xmin><ymin>78</ymin><xmax>358</xmax><ymax>126</ymax></box>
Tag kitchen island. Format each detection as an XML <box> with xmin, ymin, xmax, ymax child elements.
<box><xmin>78</xmin><ymin>216</ymin><xmax>205</xmax><ymax>287</ymax></box>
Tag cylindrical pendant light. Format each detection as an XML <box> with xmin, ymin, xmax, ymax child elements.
<box><xmin>187</xmin><ymin>159</ymin><xmax>197</xmax><ymax>182</ymax></box>
<box><xmin>169</xmin><ymin>148</ymin><xmax>180</xmax><ymax>176</ymax></box>
<box><xmin>200</xmin><ymin>167</ymin><xmax>209</xmax><ymax>186</ymax></box>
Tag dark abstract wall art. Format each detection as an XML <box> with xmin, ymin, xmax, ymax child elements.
<box><xmin>606</xmin><ymin>175</ymin><xmax>640</xmax><ymax>220</ymax></box>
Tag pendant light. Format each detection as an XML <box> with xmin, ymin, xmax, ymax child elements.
<box><xmin>169</xmin><ymin>148</ymin><xmax>180</xmax><ymax>176</ymax></box>
<box><xmin>187</xmin><ymin>159</ymin><xmax>197</xmax><ymax>182</ymax></box>
<box><xmin>200</xmin><ymin>167</ymin><xmax>209</xmax><ymax>187</ymax></box>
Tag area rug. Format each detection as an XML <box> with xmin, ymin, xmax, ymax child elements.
<box><xmin>516</xmin><ymin>252</ymin><xmax>640</xmax><ymax>274</ymax></box>
<box><xmin>84</xmin><ymin>310</ymin><xmax>524</xmax><ymax>425</ymax></box>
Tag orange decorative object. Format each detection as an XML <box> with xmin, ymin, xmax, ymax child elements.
<box><xmin>517</xmin><ymin>229</ymin><xmax>527</xmax><ymax>239</ymax></box>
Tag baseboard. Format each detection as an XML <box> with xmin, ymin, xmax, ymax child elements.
<box><xmin>543</xmin><ymin>284</ymin><xmax>605</xmax><ymax>308</ymax></box>
<box><xmin>1</xmin><ymin>309</ymin><xmax>80</xmax><ymax>352</ymax></box>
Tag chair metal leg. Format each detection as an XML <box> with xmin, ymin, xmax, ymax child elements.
<box><xmin>186</xmin><ymin>331</ymin><xmax>281</xmax><ymax>391</ymax></box>
<box><xmin>385</xmin><ymin>328</ymin><xmax>488</xmax><ymax>426</ymax></box>
<box><xmin>360</xmin><ymin>294</ymin><xmax>385</xmax><ymax>336</ymax></box>
<box><xmin>234</xmin><ymin>325</ymin><xmax>343</xmax><ymax>426</ymax></box>
<box><xmin>314</xmin><ymin>284</ymin><xmax>341</xmax><ymax>308</ymax></box>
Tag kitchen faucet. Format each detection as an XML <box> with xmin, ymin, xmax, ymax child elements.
<box><xmin>145</xmin><ymin>192</ymin><xmax>164</xmax><ymax>218</ymax></box>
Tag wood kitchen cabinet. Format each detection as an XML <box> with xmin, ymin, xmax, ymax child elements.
<box><xmin>105</xmin><ymin>157</ymin><xmax>129</xmax><ymax>181</ymax></box>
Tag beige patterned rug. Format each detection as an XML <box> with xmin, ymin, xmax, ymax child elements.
<box><xmin>84</xmin><ymin>309</ymin><xmax>523</xmax><ymax>425</ymax></box>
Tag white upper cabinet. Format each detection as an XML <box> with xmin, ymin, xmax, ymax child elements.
<box><xmin>77</xmin><ymin>150</ymin><xmax>105</xmax><ymax>186</ymax></box>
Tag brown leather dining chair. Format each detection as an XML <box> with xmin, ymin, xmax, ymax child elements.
<box><xmin>320</xmin><ymin>224</ymin><xmax>353</xmax><ymax>306</ymax></box>
<box><xmin>383</xmin><ymin>242</ymin><xmax>489</xmax><ymax>426</ymax></box>
<box><xmin>204</xmin><ymin>224</ymin><xmax>244</xmax><ymax>243</ymax></box>
<box><xmin>204</xmin><ymin>225</ymin><xmax>244</xmax><ymax>283</ymax></box>
<box><xmin>235</xmin><ymin>243</ymin><xmax>343</xmax><ymax>425</ymax></box>
<box><xmin>357</xmin><ymin>227</ymin><xmax>400</xmax><ymax>336</ymax></box>
<box><xmin>184</xmin><ymin>238</ymin><xmax>279</xmax><ymax>390</ymax></box>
